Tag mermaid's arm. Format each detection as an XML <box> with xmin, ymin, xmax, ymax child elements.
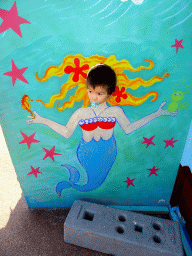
<box><xmin>115</xmin><ymin>102</ymin><xmax>177</xmax><ymax>135</ymax></box>
<box><xmin>27</xmin><ymin>109</ymin><xmax>82</xmax><ymax>138</ymax></box>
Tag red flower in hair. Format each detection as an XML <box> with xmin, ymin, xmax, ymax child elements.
<box><xmin>64</xmin><ymin>58</ymin><xmax>89</xmax><ymax>82</ymax></box>
<box><xmin>112</xmin><ymin>86</ymin><xmax>127</xmax><ymax>103</ymax></box>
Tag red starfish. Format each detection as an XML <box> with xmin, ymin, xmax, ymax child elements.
<box><xmin>64</xmin><ymin>58</ymin><xmax>89</xmax><ymax>82</ymax></box>
<box><xmin>3</xmin><ymin>60</ymin><xmax>28</xmax><ymax>86</ymax></box>
<box><xmin>43</xmin><ymin>146</ymin><xmax>61</xmax><ymax>161</ymax></box>
<box><xmin>163</xmin><ymin>137</ymin><xmax>178</xmax><ymax>148</ymax></box>
<box><xmin>148</xmin><ymin>166</ymin><xmax>159</xmax><ymax>177</ymax></box>
<box><xmin>123</xmin><ymin>177</ymin><xmax>136</xmax><ymax>187</ymax></box>
<box><xmin>171</xmin><ymin>39</ymin><xmax>184</xmax><ymax>53</ymax></box>
<box><xmin>19</xmin><ymin>131</ymin><xmax>40</xmax><ymax>149</ymax></box>
<box><xmin>27</xmin><ymin>166</ymin><xmax>42</xmax><ymax>178</ymax></box>
<box><xmin>112</xmin><ymin>86</ymin><xmax>127</xmax><ymax>103</ymax></box>
<box><xmin>142</xmin><ymin>135</ymin><xmax>155</xmax><ymax>148</ymax></box>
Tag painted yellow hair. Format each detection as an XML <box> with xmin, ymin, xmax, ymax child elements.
<box><xmin>36</xmin><ymin>54</ymin><xmax>169</xmax><ymax>110</ymax></box>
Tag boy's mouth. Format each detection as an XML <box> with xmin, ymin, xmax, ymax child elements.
<box><xmin>91</xmin><ymin>101</ymin><xmax>100</xmax><ymax>109</ymax></box>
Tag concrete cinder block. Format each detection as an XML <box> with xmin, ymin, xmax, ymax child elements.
<box><xmin>64</xmin><ymin>200</ymin><xmax>184</xmax><ymax>256</ymax></box>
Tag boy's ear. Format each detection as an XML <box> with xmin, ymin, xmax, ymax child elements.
<box><xmin>107</xmin><ymin>94</ymin><xmax>112</xmax><ymax>100</ymax></box>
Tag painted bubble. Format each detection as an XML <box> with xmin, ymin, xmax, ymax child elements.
<box><xmin>121</xmin><ymin>0</ymin><xmax>144</xmax><ymax>5</ymax></box>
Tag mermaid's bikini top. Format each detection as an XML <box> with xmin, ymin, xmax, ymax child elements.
<box><xmin>79</xmin><ymin>107</ymin><xmax>116</xmax><ymax>131</ymax></box>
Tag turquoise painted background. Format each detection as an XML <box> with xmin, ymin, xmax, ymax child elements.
<box><xmin>0</xmin><ymin>0</ymin><xmax>192</xmax><ymax>208</ymax></box>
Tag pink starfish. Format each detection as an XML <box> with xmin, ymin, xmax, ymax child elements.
<box><xmin>142</xmin><ymin>135</ymin><xmax>155</xmax><ymax>148</ymax></box>
<box><xmin>27</xmin><ymin>166</ymin><xmax>42</xmax><ymax>178</ymax></box>
<box><xmin>19</xmin><ymin>131</ymin><xmax>40</xmax><ymax>149</ymax></box>
<box><xmin>171</xmin><ymin>39</ymin><xmax>184</xmax><ymax>53</ymax></box>
<box><xmin>148</xmin><ymin>166</ymin><xmax>159</xmax><ymax>177</ymax></box>
<box><xmin>64</xmin><ymin>58</ymin><xmax>89</xmax><ymax>82</ymax></box>
<box><xmin>3</xmin><ymin>60</ymin><xmax>29</xmax><ymax>86</ymax></box>
<box><xmin>43</xmin><ymin>146</ymin><xmax>62</xmax><ymax>161</ymax></box>
<box><xmin>164</xmin><ymin>137</ymin><xmax>178</xmax><ymax>148</ymax></box>
<box><xmin>123</xmin><ymin>177</ymin><xmax>136</xmax><ymax>187</ymax></box>
<box><xmin>0</xmin><ymin>2</ymin><xmax>30</xmax><ymax>37</ymax></box>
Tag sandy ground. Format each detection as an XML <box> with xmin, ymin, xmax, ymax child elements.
<box><xmin>0</xmin><ymin>125</ymin><xmax>22</xmax><ymax>229</ymax></box>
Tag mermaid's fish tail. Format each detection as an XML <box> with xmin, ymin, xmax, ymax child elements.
<box><xmin>56</xmin><ymin>135</ymin><xmax>117</xmax><ymax>196</ymax></box>
<box><xmin>56</xmin><ymin>181</ymin><xmax>71</xmax><ymax>197</ymax></box>
<box><xmin>55</xmin><ymin>163</ymin><xmax>106</xmax><ymax>195</ymax></box>
<box><xmin>56</xmin><ymin>164</ymin><xmax>80</xmax><ymax>196</ymax></box>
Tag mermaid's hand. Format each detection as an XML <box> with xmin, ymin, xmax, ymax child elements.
<box><xmin>26</xmin><ymin>111</ymin><xmax>44</xmax><ymax>124</ymax></box>
<box><xmin>156</xmin><ymin>101</ymin><xmax>178</xmax><ymax>117</ymax></box>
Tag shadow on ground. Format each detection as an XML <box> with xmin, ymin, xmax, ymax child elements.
<box><xmin>0</xmin><ymin>193</ymin><xmax>108</xmax><ymax>256</ymax></box>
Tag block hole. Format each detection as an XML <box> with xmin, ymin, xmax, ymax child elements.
<box><xmin>118</xmin><ymin>215</ymin><xmax>126</xmax><ymax>222</ymax></box>
<box><xmin>153</xmin><ymin>223</ymin><xmax>161</xmax><ymax>231</ymax></box>
<box><xmin>83</xmin><ymin>211</ymin><xmax>94</xmax><ymax>221</ymax></box>
<box><xmin>153</xmin><ymin>235</ymin><xmax>161</xmax><ymax>244</ymax></box>
<box><xmin>134</xmin><ymin>224</ymin><xmax>143</xmax><ymax>233</ymax></box>
<box><xmin>116</xmin><ymin>226</ymin><xmax>125</xmax><ymax>234</ymax></box>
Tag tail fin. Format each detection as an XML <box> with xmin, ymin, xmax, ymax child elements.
<box><xmin>56</xmin><ymin>164</ymin><xmax>80</xmax><ymax>196</ymax></box>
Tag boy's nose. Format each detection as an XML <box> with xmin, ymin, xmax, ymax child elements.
<box><xmin>92</xmin><ymin>94</ymin><xmax>97</xmax><ymax>101</ymax></box>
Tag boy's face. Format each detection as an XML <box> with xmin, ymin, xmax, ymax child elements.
<box><xmin>87</xmin><ymin>84</ymin><xmax>110</xmax><ymax>105</ymax></box>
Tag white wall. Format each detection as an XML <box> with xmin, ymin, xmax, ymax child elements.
<box><xmin>0</xmin><ymin>125</ymin><xmax>22</xmax><ymax>228</ymax></box>
<box><xmin>181</xmin><ymin>121</ymin><xmax>192</xmax><ymax>172</ymax></box>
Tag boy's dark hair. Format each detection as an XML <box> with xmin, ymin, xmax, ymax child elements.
<box><xmin>86</xmin><ymin>64</ymin><xmax>117</xmax><ymax>95</ymax></box>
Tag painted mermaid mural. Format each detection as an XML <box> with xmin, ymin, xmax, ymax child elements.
<box><xmin>27</xmin><ymin>54</ymin><xmax>177</xmax><ymax>196</ymax></box>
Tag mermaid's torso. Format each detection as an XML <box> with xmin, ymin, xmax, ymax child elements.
<box><xmin>56</xmin><ymin>104</ymin><xmax>118</xmax><ymax>195</ymax></box>
<box><xmin>78</xmin><ymin>106</ymin><xmax>116</xmax><ymax>141</ymax></box>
